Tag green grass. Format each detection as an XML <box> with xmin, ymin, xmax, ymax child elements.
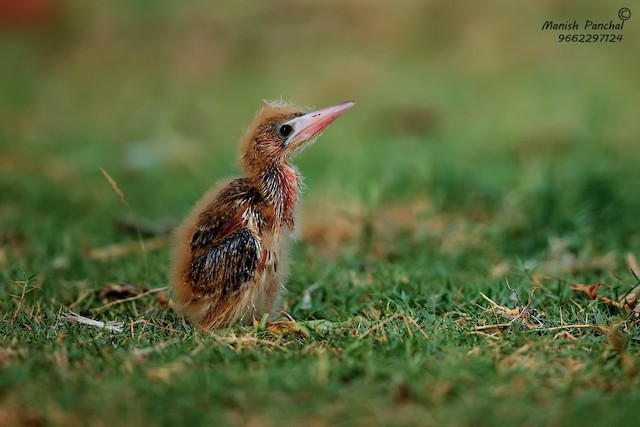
<box><xmin>1</xmin><ymin>1</ymin><xmax>640</xmax><ymax>426</ymax></box>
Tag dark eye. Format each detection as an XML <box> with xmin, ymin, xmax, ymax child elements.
<box><xmin>277</xmin><ymin>124</ymin><xmax>293</xmax><ymax>138</ymax></box>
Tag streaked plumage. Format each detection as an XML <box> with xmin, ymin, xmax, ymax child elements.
<box><xmin>171</xmin><ymin>100</ymin><xmax>355</xmax><ymax>329</ymax></box>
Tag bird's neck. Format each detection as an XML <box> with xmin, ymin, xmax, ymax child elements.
<box><xmin>255</xmin><ymin>162</ymin><xmax>299</xmax><ymax>228</ymax></box>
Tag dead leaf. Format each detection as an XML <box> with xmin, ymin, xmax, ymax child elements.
<box><xmin>571</xmin><ymin>282</ymin><xmax>609</xmax><ymax>300</ymax></box>
<box><xmin>598</xmin><ymin>296</ymin><xmax>630</xmax><ymax>310</ymax></box>
<box><xmin>571</xmin><ymin>282</ymin><xmax>638</xmax><ymax>312</ymax></box>
<box><xmin>97</xmin><ymin>283</ymin><xmax>148</xmax><ymax>300</ymax></box>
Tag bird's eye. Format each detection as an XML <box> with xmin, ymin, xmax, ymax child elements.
<box><xmin>277</xmin><ymin>124</ymin><xmax>293</xmax><ymax>138</ymax></box>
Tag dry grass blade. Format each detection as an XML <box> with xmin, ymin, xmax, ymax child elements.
<box><xmin>100</xmin><ymin>167</ymin><xmax>130</xmax><ymax>210</ymax></box>
<box><xmin>99</xmin><ymin>166</ymin><xmax>150</xmax><ymax>277</ymax></box>
<box><xmin>401</xmin><ymin>312</ymin><xmax>430</xmax><ymax>339</ymax></box>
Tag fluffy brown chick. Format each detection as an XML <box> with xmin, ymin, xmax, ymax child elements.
<box><xmin>171</xmin><ymin>100</ymin><xmax>355</xmax><ymax>329</ymax></box>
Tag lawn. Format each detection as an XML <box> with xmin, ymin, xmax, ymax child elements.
<box><xmin>1</xmin><ymin>1</ymin><xmax>639</xmax><ymax>426</ymax></box>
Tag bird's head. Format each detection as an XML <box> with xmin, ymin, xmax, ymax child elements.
<box><xmin>241</xmin><ymin>100</ymin><xmax>355</xmax><ymax>176</ymax></box>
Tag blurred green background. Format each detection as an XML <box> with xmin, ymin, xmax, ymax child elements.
<box><xmin>2</xmin><ymin>0</ymin><xmax>639</xmax><ymax>251</ymax></box>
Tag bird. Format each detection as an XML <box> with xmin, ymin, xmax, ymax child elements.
<box><xmin>171</xmin><ymin>100</ymin><xmax>355</xmax><ymax>329</ymax></box>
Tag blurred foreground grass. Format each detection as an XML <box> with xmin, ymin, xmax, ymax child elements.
<box><xmin>1</xmin><ymin>1</ymin><xmax>640</xmax><ymax>426</ymax></box>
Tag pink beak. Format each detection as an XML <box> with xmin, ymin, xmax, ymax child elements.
<box><xmin>283</xmin><ymin>101</ymin><xmax>355</xmax><ymax>150</ymax></box>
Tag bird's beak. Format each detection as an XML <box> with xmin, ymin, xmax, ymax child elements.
<box><xmin>283</xmin><ymin>101</ymin><xmax>355</xmax><ymax>151</ymax></box>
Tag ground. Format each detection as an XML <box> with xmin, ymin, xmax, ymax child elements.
<box><xmin>1</xmin><ymin>1</ymin><xmax>640</xmax><ymax>426</ymax></box>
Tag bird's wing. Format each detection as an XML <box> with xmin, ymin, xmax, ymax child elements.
<box><xmin>187</xmin><ymin>181</ymin><xmax>264</xmax><ymax>296</ymax></box>
<box><xmin>188</xmin><ymin>223</ymin><xmax>261</xmax><ymax>295</ymax></box>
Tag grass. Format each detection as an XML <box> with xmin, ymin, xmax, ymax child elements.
<box><xmin>1</xmin><ymin>1</ymin><xmax>640</xmax><ymax>426</ymax></box>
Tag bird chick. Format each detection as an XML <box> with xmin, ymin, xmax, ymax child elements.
<box><xmin>171</xmin><ymin>100</ymin><xmax>355</xmax><ymax>329</ymax></box>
